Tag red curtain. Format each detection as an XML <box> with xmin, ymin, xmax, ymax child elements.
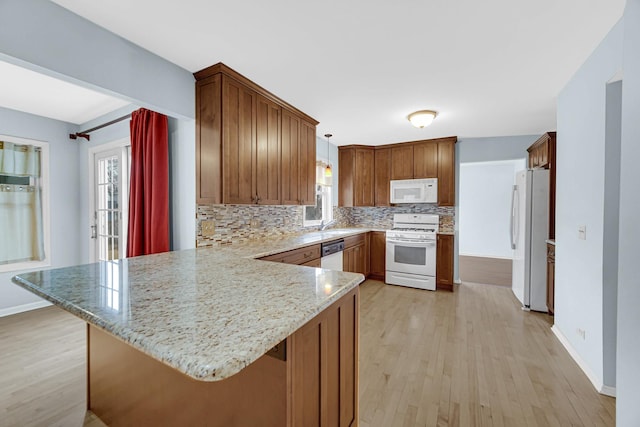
<box><xmin>127</xmin><ymin>108</ymin><xmax>169</xmax><ymax>257</ymax></box>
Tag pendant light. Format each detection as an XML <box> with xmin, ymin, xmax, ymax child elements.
<box><xmin>324</xmin><ymin>133</ymin><xmax>333</xmax><ymax>178</ymax></box>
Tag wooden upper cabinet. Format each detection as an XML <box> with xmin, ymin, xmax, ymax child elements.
<box><xmin>222</xmin><ymin>76</ymin><xmax>256</xmax><ymax>205</ymax></box>
<box><xmin>299</xmin><ymin>120</ymin><xmax>317</xmax><ymax>205</ymax></box>
<box><xmin>355</xmin><ymin>148</ymin><xmax>375</xmax><ymax>206</ymax></box>
<box><xmin>390</xmin><ymin>145</ymin><xmax>414</xmax><ymax>180</ymax></box>
<box><xmin>255</xmin><ymin>95</ymin><xmax>281</xmax><ymax>205</ymax></box>
<box><xmin>196</xmin><ymin>74</ymin><xmax>222</xmax><ymax>204</ymax></box>
<box><xmin>374</xmin><ymin>148</ymin><xmax>391</xmax><ymax>206</ymax></box>
<box><xmin>194</xmin><ymin>63</ymin><xmax>319</xmax><ymax>205</ymax></box>
<box><xmin>339</xmin><ymin>136</ymin><xmax>457</xmax><ymax>207</ymax></box>
<box><xmin>281</xmin><ymin>112</ymin><xmax>317</xmax><ymax>206</ymax></box>
<box><xmin>339</xmin><ymin>147</ymin><xmax>374</xmax><ymax>207</ymax></box>
<box><xmin>281</xmin><ymin>110</ymin><xmax>301</xmax><ymax>205</ymax></box>
<box><xmin>437</xmin><ymin>140</ymin><xmax>455</xmax><ymax>206</ymax></box>
<box><xmin>413</xmin><ymin>142</ymin><xmax>438</xmax><ymax>179</ymax></box>
<box><xmin>338</xmin><ymin>148</ymin><xmax>354</xmax><ymax>207</ymax></box>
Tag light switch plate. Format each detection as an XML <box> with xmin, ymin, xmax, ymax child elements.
<box><xmin>578</xmin><ymin>225</ymin><xmax>587</xmax><ymax>240</ymax></box>
<box><xmin>201</xmin><ymin>220</ymin><xmax>215</xmax><ymax>236</ymax></box>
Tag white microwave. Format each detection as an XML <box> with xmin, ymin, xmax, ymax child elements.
<box><xmin>390</xmin><ymin>178</ymin><xmax>438</xmax><ymax>204</ymax></box>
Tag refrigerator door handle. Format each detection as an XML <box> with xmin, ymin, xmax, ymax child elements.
<box><xmin>510</xmin><ymin>185</ymin><xmax>518</xmax><ymax>249</ymax></box>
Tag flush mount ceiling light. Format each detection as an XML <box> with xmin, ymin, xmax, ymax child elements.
<box><xmin>407</xmin><ymin>110</ymin><xmax>437</xmax><ymax>128</ymax></box>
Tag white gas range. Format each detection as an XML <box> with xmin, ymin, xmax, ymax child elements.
<box><xmin>386</xmin><ymin>214</ymin><xmax>439</xmax><ymax>291</ymax></box>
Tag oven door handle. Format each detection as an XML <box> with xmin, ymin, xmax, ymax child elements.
<box><xmin>387</xmin><ymin>239</ymin><xmax>435</xmax><ymax>247</ymax></box>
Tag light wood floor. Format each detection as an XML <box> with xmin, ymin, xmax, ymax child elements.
<box><xmin>459</xmin><ymin>256</ymin><xmax>512</xmax><ymax>287</ymax></box>
<box><xmin>0</xmin><ymin>306</ymin><xmax>105</xmax><ymax>427</ymax></box>
<box><xmin>1</xmin><ymin>281</ymin><xmax>615</xmax><ymax>426</ymax></box>
<box><xmin>359</xmin><ymin>280</ymin><xmax>615</xmax><ymax>427</ymax></box>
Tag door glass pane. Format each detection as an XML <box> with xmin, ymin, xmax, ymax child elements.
<box><xmin>95</xmin><ymin>153</ymin><xmax>125</xmax><ymax>262</ymax></box>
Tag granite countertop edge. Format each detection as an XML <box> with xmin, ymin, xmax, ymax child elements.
<box><xmin>12</xmin><ymin>229</ymin><xmax>375</xmax><ymax>382</ymax></box>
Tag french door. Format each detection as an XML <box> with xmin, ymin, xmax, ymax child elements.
<box><xmin>90</xmin><ymin>144</ymin><xmax>129</xmax><ymax>262</ymax></box>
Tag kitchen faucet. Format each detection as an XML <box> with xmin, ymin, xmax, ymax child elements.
<box><xmin>320</xmin><ymin>219</ymin><xmax>336</xmax><ymax>231</ymax></box>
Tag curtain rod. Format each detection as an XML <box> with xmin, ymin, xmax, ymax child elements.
<box><xmin>69</xmin><ymin>113</ymin><xmax>132</xmax><ymax>141</ymax></box>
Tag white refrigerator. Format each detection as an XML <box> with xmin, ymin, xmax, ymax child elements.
<box><xmin>510</xmin><ymin>169</ymin><xmax>549</xmax><ymax>312</ymax></box>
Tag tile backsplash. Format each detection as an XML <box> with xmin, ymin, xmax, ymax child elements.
<box><xmin>197</xmin><ymin>204</ymin><xmax>455</xmax><ymax>247</ymax></box>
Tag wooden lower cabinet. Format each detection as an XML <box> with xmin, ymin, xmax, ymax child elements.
<box><xmin>436</xmin><ymin>234</ymin><xmax>454</xmax><ymax>291</ymax></box>
<box><xmin>547</xmin><ymin>243</ymin><xmax>555</xmax><ymax>314</ymax></box>
<box><xmin>369</xmin><ymin>231</ymin><xmax>386</xmax><ymax>280</ymax></box>
<box><xmin>343</xmin><ymin>234</ymin><xmax>369</xmax><ymax>276</ymax></box>
<box><xmin>290</xmin><ymin>286</ymin><xmax>359</xmax><ymax>426</ymax></box>
<box><xmin>88</xmin><ymin>287</ymin><xmax>359</xmax><ymax>427</ymax></box>
<box><xmin>259</xmin><ymin>244</ymin><xmax>321</xmax><ymax>265</ymax></box>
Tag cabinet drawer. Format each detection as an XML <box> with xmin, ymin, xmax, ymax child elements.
<box><xmin>260</xmin><ymin>244</ymin><xmax>321</xmax><ymax>265</ymax></box>
<box><xmin>343</xmin><ymin>233</ymin><xmax>366</xmax><ymax>249</ymax></box>
<box><xmin>300</xmin><ymin>258</ymin><xmax>321</xmax><ymax>268</ymax></box>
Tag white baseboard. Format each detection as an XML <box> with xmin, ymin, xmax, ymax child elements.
<box><xmin>600</xmin><ymin>385</ymin><xmax>616</xmax><ymax>397</ymax></box>
<box><xmin>0</xmin><ymin>300</ymin><xmax>52</xmax><ymax>318</ymax></box>
<box><xmin>551</xmin><ymin>325</ymin><xmax>616</xmax><ymax>398</ymax></box>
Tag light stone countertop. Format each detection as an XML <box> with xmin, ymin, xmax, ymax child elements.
<box><xmin>12</xmin><ymin>229</ymin><xmax>371</xmax><ymax>382</ymax></box>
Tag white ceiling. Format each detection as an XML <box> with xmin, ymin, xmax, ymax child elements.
<box><xmin>0</xmin><ymin>60</ymin><xmax>130</xmax><ymax>125</ymax></box>
<box><xmin>36</xmin><ymin>1</ymin><xmax>629</xmax><ymax>143</ymax></box>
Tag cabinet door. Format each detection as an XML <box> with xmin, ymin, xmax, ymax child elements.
<box><xmin>355</xmin><ymin>148</ymin><xmax>375</xmax><ymax>206</ymax></box>
<box><xmin>436</xmin><ymin>234</ymin><xmax>454</xmax><ymax>291</ymax></box>
<box><xmin>291</xmin><ymin>315</ymin><xmax>322</xmax><ymax>426</ymax></box>
<box><xmin>390</xmin><ymin>145</ymin><xmax>414</xmax><ymax>180</ymax></box>
<box><xmin>413</xmin><ymin>142</ymin><xmax>438</xmax><ymax>179</ymax></box>
<box><xmin>299</xmin><ymin>120</ymin><xmax>317</xmax><ymax>205</ymax></box>
<box><xmin>338</xmin><ymin>148</ymin><xmax>355</xmax><ymax>207</ymax></box>
<box><xmin>343</xmin><ymin>246</ymin><xmax>356</xmax><ymax>273</ymax></box>
<box><xmin>547</xmin><ymin>244</ymin><xmax>555</xmax><ymax>314</ymax></box>
<box><xmin>374</xmin><ymin>148</ymin><xmax>391</xmax><ymax>206</ymax></box>
<box><xmin>437</xmin><ymin>140</ymin><xmax>455</xmax><ymax>206</ymax></box>
<box><xmin>290</xmin><ymin>287</ymin><xmax>358</xmax><ymax>427</ymax></box>
<box><xmin>196</xmin><ymin>75</ymin><xmax>222</xmax><ymax>204</ymax></box>
<box><xmin>222</xmin><ymin>77</ymin><xmax>255</xmax><ymax>204</ymax></box>
<box><xmin>281</xmin><ymin>110</ymin><xmax>300</xmax><ymax>205</ymax></box>
<box><xmin>255</xmin><ymin>95</ymin><xmax>281</xmax><ymax>204</ymax></box>
<box><xmin>369</xmin><ymin>231</ymin><xmax>386</xmax><ymax>279</ymax></box>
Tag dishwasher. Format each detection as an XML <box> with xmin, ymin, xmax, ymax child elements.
<box><xmin>320</xmin><ymin>239</ymin><xmax>344</xmax><ymax>271</ymax></box>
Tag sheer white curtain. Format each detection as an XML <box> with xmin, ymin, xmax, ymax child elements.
<box><xmin>0</xmin><ymin>141</ymin><xmax>44</xmax><ymax>264</ymax></box>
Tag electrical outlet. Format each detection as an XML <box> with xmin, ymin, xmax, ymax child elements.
<box><xmin>577</xmin><ymin>328</ymin><xmax>586</xmax><ymax>340</ymax></box>
<box><xmin>201</xmin><ymin>220</ymin><xmax>215</xmax><ymax>236</ymax></box>
<box><xmin>578</xmin><ymin>225</ymin><xmax>587</xmax><ymax>240</ymax></box>
<box><xmin>250</xmin><ymin>219</ymin><xmax>261</xmax><ymax>229</ymax></box>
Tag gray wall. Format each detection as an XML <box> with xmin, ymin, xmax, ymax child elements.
<box><xmin>0</xmin><ymin>0</ymin><xmax>198</xmax><ymax>313</ymax></box>
<box><xmin>602</xmin><ymin>80</ymin><xmax>622</xmax><ymax>388</ymax></box>
<box><xmin>617</xmin><ymin>0</ymin><xmax>640</xmax><ymax>422</ymax></box>
<box><xmin>457</xmin><ymin>135</ymin><xmax>539</xmax><ymax>163</ymax></box>
<box><xmin>0</xmin><ymin>107</ymin><xmax>81</xmax><ymax>312</ymax></box>
<box><xmin>556</xmin><ymin>19</ymin><xmax>623</xmax><ymax>390</ymax></box>
<box><xmin>0</xmin><ymin>0</ymin><xmax>194</xmax><ymax>120</ymax></box>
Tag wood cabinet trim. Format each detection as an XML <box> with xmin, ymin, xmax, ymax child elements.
<box><xmin>259</xmin><ymin>244</ymin><xmax>321</xmax><ymax>265</ymax></box>
<box><xmin>194</xmin><ymin>63</ymin><xmax>319</xmax><ymax>126</ymax></box>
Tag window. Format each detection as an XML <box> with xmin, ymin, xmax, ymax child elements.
<box><xmin>0</xmin><ymin>136</ymin><xmax>50</xmax><ymax>272</ymax></box>
<box><xmin>304</xmin><ymin>161</ymin><xmax>333</xmax><ymax>227</ymax></box>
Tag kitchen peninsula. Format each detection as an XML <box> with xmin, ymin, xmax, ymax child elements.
<box><xmin>12</xmin><ymin>231</ymin><xmax>366</xmax><ymax>426</ymax></box>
